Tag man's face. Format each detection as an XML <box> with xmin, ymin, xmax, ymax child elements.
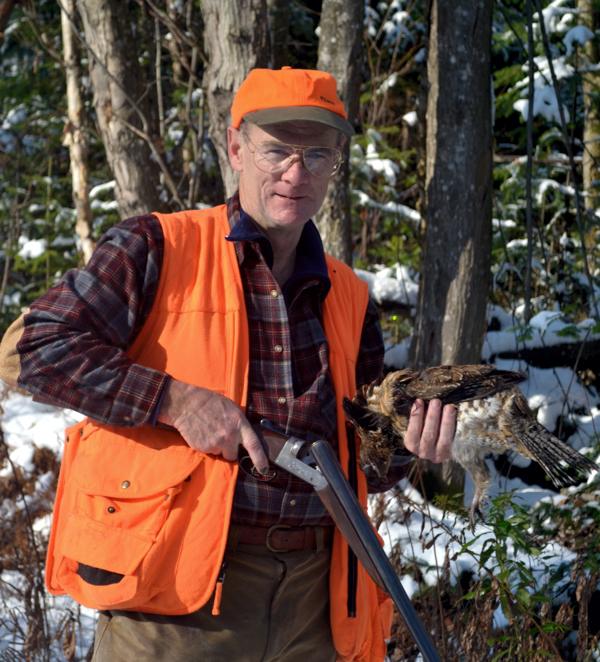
<box><xmin>227</xmin><ymin>120</ymin><xmax>342</xmax><ymax>236</ymax></box>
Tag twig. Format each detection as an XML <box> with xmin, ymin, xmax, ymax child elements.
<box><xmin>120</xmin><ymin>117</ymin><xmax>184</xmax><ymax>208</ymax></box>
<box><xmin>19</xmin><ymin>3</ymin><xmax>62</xmax><ymax>63</ymax></box>
<box><xmin>524</xmin><ymin>0</ymin><xmax>535</xmax><ymax>324</ymax></box>
<box><xmin>155</xmin><ymin>17</ymin><xmax>165</xmax><ymax>140</ymax></box>
<box><xmin>132</xmin><ymin>0</ymin><xmax>207</xmax><ymax>64</ymax></box>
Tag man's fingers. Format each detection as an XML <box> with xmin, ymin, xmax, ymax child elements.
<box><xmin>435</xmin><ymin>404</ymin><xmax>457</xmax><ymax>462</ymax></box>
<box><xmin>418</xmin><ymin>398</ymin><xmax>443</xmax><ymax>460</ymax></box>
<box><xmin>240</xmin><ymin>425</ymin><xmax>269</xmax><ymax>474</ymax></box>
<box><xmin>405</xmin><ymin>399</ymin><xmax>457</xmax><ymax>463</ymax></box>
<box><xmin>404</xmin><ymin>398</ymin><xmax>425</xmax><ymax>454</ymax></box>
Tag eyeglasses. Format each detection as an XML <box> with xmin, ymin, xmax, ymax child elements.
<box><xmin>242</xmin><ymin>132</ymin><xmax>343</xmax><ymax>178</ymax></box>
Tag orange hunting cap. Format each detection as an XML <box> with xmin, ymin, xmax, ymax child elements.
<box><xmin>231</xmin><ymin>66</ymin><xmax>354</xmax><ymax>136</ymax></box>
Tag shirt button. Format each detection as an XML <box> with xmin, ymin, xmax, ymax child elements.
<box><xmin>270</xmin><ymin>289</ymin><xmax>279</xmax><ymax>298</ymax></box>
<box><xmin>274</xmin><ymin>344</ymin><xmax>283</xmax><ymax>353</ymax></box>
<box><xmin>277</xmin><ymin>396</ymin><xmax>287</xmax><ymax>405</ymax></box>
<box><xmin>289</xmin><ymin>499</ymin><xmax>297</xmax><ymax>506</ymax></box>
<box><xmin>120</xmin><ymin>480</ymin><xmax>131</xmax><ymax>489</ymax></box>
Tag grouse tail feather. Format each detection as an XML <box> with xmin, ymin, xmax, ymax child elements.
<box><xmin>517</xmin><ymin>423</ymin><xmax>598</xmax><ymax>488</ymax></box>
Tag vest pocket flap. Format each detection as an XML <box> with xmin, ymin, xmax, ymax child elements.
<box><xmin>60</xmin><ymin>513</ymin><xmax>153</xmax><ymax>576</ymax></box>
<box><xmin>73</xmin><ymin>430</ymin><xmax>204</xmax><ymax>498</ymax></box>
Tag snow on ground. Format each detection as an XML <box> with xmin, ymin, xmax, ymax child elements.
<box><xmin>1</xmin><ymin>389</ymin><xmax>83</xmax><ymax>474</ymax></box>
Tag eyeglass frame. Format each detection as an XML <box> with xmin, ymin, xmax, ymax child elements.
<box><xmin>239</xmin><ymin>122</ymin><xmax>344</xmax><ymax>178</ymax></box>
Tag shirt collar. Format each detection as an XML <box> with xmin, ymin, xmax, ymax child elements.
<box><xmin>225</xmin><ymin>193</ymin><xmax>331</xmax><ymax>298</ymax></box>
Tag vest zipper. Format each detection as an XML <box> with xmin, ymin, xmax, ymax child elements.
<box><xmin>211</xmin><ymin>561</ymin><xmax>228</xmax><ymax>616</ymax></box>
<box><xmin>347</xmin><ymin>426</ymin><xmax>358</xmax><ymax>618</ymax></box>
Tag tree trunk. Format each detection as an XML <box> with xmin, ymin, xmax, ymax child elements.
<box><xmin>78</xmin><ymin>0</ymin><xmax>163</xmax><ymax>218</ymax></box>
<box><xmin>579</xmin><ymin>0</ymin><xmax>600</xmax><ymax>295</ymax></box>
<box><xmin>579</xmin><ymin>0</ymin><xmax>600</xmax><ymax>212</ymax></box>
<box><xmin>411</xmin><ymin>0</ymin><xmax>493</xmax><ymax>368</ymax></box>
<box><xmin>410</xmin><ymin>1</ymin><xmax>493</xmax><ymax>498</ymax></box>
<box><xmin>201</xmin><ymin>0</ymin><xmax>270</xmax><ymax>197</ymax></box>
<box><xmin>267</xmin><ymin>0</ymin><xmax>291</xmax><ymax>68</ymax></box>
<box><xmin>60</xmin><ymin>0</ymin><xmax>95</xmax><ymax>264</ymax></box>
<box><xmin>316</xmin><ymin>0</ymin><xmax>363</xmax><ymax>265</ymax></box>
<box><xmin>0</xmin><ymin>0</ymin><xmax>18</xmax><ymax>43</ymax></box>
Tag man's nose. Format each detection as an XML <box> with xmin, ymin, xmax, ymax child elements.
<box><xmin>281</xmin><ymin>153</ymin><xmax>310</xmax><ymax>182</ymax></box>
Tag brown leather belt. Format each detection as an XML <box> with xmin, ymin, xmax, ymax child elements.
<box><xmin>231</xmin><ymin>524</ymin><xmax>334</xmax><ymax>552</ymax></box>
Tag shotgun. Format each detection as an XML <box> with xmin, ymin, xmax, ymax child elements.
<box><xmin>259</xmin><ymin>419</ymin><xmax>441</xmax><ymax>662</ymax></box>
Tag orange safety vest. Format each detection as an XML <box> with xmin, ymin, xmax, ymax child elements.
<box><xmin>45</xmin><ymin>205</ymin><xmax>392</xmax><ymax>661</ymax></box>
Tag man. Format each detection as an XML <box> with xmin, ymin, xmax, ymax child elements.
<box><xmin>0</xmin><ymin>67</ymin><xmax>455</xmax><ymax>661</ymax></box>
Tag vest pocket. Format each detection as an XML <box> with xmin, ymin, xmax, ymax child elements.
<box><xmin>73</xmin><ymin>482</ymin><xmax>183</xmax><ymax>543</ymax></box>
<box><xmin>55</xmin><ymin>479</ymin><xmax>185</xmax><ymax>609</ymax></box>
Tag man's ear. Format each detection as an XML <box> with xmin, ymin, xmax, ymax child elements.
<box><xmin>227</xmin><ymin>126</ymin><xmax>243</xmax><ymax>172</ymax></box>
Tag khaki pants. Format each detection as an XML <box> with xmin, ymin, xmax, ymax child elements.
<box><xmin>92</xmin><ymin>536</ymin><xmax>336</xmax><ymax>662</ymax></box>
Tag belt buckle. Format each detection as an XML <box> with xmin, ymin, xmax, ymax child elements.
<box><xmin>265</xmin><ymin>524</ymin><xmax>293</xmax><ymax>552</ymax></box>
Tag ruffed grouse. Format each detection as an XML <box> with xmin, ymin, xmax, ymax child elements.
<box><xmin>343</xmin><ymin>365</ymin><xmax>598</xmax><ymax>522</ymax></box>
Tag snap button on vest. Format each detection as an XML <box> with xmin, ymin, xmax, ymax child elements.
<box><xmin>121</xmin><ymin>480</ymin><xmax>131</xmax><ymax>489</ymax></box>
<box><xmin>107</xmin><ymin>506</ymin><xmax>116</xmax><ymax>514</ymax></box>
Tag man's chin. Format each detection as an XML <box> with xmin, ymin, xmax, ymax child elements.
<box><xmin>268</xmin><ymin>201</ymin><xmax>317</xmax><ymax>226</ymax></box>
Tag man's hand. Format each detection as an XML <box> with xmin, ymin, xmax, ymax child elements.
<box><xmin>403</xmin><ymin>399</ymin><xmax>457</xmax><ymax>463</ymax></box>
<box><xmin>158</xmin><ymin>379</ymin><xmax>269</xmax><ymax>474</ymax></box>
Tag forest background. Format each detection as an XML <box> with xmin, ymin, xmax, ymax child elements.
<box><xmin>0</xmin><ymin>0</ymin><xmax>599</xmax><ymax>660</ymax></box>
